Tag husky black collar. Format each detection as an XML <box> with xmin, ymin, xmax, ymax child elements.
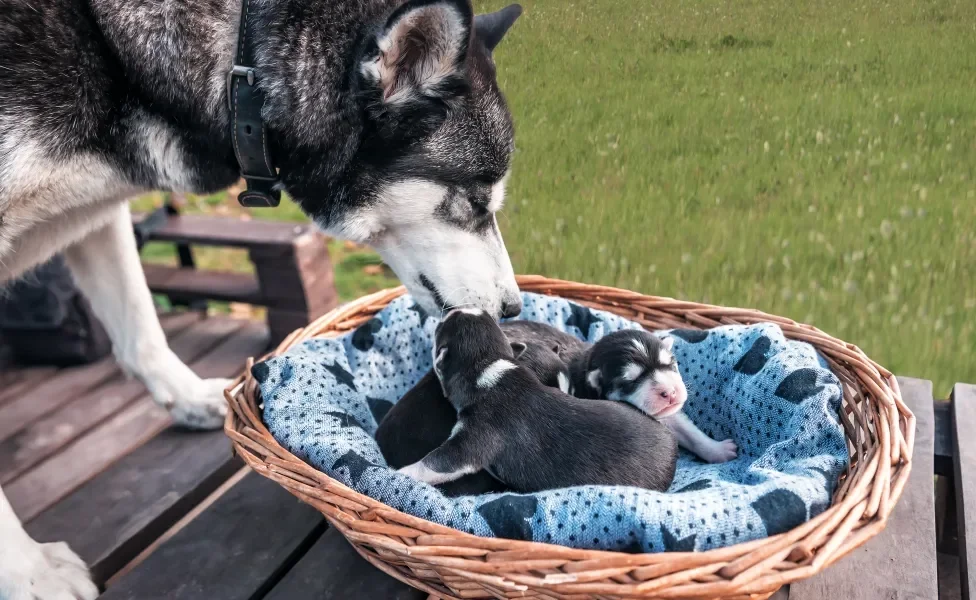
<box><xmin>227</xmin><ymin>0</ymin><xmax>280</xmax><ymax>207</ymax></box>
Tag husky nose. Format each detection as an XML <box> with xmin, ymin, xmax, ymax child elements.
<box><xmin>500</xmin><ymin>297</ymin><xmax>522</xmax><ymax>319</ymax></box>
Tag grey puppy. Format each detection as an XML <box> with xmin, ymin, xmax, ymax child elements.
<box><xmin>376</xmin><ymin>321</ymin><xmax>578</xmax><ymax>496</ymax></box>
<box><xmin>397</xmin><ymin>309</ymin><xmax>678</xmax><ymax>493</ymax></box>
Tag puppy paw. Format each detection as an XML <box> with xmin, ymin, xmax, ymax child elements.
<box><xmin>398</xmin><ymin>461</ymin><xmax>470</xmax><ymax>486</ymax></box>
<box><xmin>0</xmin><ymin>538</ymin><xmax>98</xmax><ymax>600</ymax></box>
<box><xmin>166</xmin><ymin>377</ymin><xmax>232</xmax><ymax>430</ymax></box>
<box><xmin>703</xmin><ymin>439</ymin><xmax>738</xmax><ymax>464</ymax></box>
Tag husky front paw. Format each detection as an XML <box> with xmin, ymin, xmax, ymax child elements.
<box><xmin>165</xmin><ymin>377</ymin><xmax>232</xmax><ymax>430</ymax></box>
<box><xmin>702</xmin><ymin>438</ymin><xmax>738</xmax><ymax>464</ymax></box>
<box><xmin>0</xmin><ymin>539</ymin><xmax>98</xmax><ymax>600</ymax></box>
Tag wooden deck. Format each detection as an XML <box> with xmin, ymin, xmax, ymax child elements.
<box><xmin>0</xmin><ymin>313</ymin><xmax>971</xmax><ymax>599</ymax></box>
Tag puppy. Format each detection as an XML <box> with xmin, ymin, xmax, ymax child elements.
<box><xmin>570</xmin><ymin>330</ymin><xmax>738</xmax><ymax>464</ymax></box>
<box><xmin>501</xmin><ymin>320</ymin><xmax>589</xmax><ymax>366</ymax></box>
<box><xmin>378</xmin><ymin>370</ymin><xmax>507</xmax><ymax>496</ymax></box>
<box><xmin>376</xmin><ymin>324</ymin><xmax>574</xmax><ymax>496</ymax></box>
<box><xmin>397</xmin><ymin>308</ymin><xmax>678</xmax><ymax>493</ymax></box>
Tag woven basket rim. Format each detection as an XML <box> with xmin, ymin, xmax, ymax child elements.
<box><xmin>224</xmin><ymin>275</ymin><xmax>914</xmax><ymax>600</ymax></box>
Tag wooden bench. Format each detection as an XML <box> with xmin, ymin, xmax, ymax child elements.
<box><xmin>0</xmin><ymin>366</ymin><xmax>967</xmax><ymax>599</ymax></box>
<box><xmin>132</xmin><ymin>209</ymin><xmax>338</xmax><ymax>345</ymax></box>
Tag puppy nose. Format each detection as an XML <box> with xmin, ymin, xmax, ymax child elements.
<box><xmin>500</xmin><ymin>298</ymin><xmax>522</xmax><ymax>319</ymax></box>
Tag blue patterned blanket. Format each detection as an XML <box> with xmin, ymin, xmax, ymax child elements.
<box><xmin>254</xmin><ymin>292</ymin><xmax>848</xmax><ymax>552</ymax></box>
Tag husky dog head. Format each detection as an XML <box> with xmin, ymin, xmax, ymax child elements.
<box><xmin>282</xmin><ymin>1</ymin><xmax>524</xmax><ymax>318</ymax></box>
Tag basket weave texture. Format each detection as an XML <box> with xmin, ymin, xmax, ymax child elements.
<box><xmin>225</xmin><ymin>275</ymin><xmax>914</xmax><ymax>600</ymax></box>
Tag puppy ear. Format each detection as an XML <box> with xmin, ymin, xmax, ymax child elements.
<box><xmin>510</xmin><ymin>342</ymin><xmax>527</xmax><ymax>360</ymax></box>
<box><xmin>660</xmin><ymin>336</ymin><xmax>675</xmax><ymax>352</ymax></box>
<box><xmin>557</xmin><ymin>371</ymin><xmax>571</xmax><ymax>394</ymax></box>
<box><xmin>363</xmin><ymin>0</ymin><xmax>473</xmax><ymax>105</ymax></box>
<box><xmin>434</xmin><ymin>346</ymin><xmax>449</xmax><ymax>370</ymax></box>
<box><xmin>474</xmin><ymin>4</ymin><xmax>522</xmax><ymax>53</ymax></box>
<box><xmin>586</xmin><ymin>369</ymin><xmax>602</xmax><ymax>393</ymax></box>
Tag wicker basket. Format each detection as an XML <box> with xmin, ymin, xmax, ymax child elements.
<box><xmin>224</xmin><ymin>275</ymin><xmax>913</xmax><ymax>600</ymax></box>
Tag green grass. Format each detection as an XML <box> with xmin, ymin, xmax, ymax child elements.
<box><xmin>139</xmin><ymin>0</ymin><xmax>976</xmax><ymax>397</ymax></box>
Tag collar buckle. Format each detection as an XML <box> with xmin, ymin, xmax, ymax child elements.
<box><xmin>226</xmin><ymin>65</ymin><xmax>255</xmax><ymax>111</ymax></box>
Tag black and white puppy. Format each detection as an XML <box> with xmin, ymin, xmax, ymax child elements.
<box><xmin>397</xmin><ymin>309</ymin><xmax>678</xmax><ymax>493</ymax></box>
<box><xmin>571</xmin><ymin>330</ymin><xmax>738</xmax><ymax>464</ymax></box>
<box><xmin>376</xmin><ymin>321</ymin><xmax>577</xmax><ymax>496</ymax></box>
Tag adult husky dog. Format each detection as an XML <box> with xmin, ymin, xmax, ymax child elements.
<box><xmin>0</xmin><ymin>0</ymin><xmax>523</xmax><ymax>596</ymax></box>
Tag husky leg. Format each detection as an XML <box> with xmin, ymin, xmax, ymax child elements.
<box><xmin>0</xmin><ymin>485</ymin><xmax>98</xmax><ymax>600</ymax></box>
<box><xmin>63</xmin><ymin>202</ymin><xmax>230</xmax><ymax>429</ymax></box>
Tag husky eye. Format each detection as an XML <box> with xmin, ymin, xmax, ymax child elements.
<box><xmin>468</xmin><ymin>197</ymin><xmax>490</xmax><ymax>214</ymax></box>
<box><xmin>466</xmin><ymin>191</ymin><xmax>492</xmax><ymax>216</ymax></box>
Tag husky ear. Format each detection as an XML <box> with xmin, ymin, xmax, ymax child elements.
<box><xmin>364</xmin><ymin>0</ymin><xmax>473</xmax><ymax>105</ymax></box>
<box><xmin>474</xmin><ymin>4</ymin><xmax>522</xmax><ymax>53</ymax></box>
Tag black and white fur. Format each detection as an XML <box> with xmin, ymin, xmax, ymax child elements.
<box><xmin>376</xmin><ymin>321</ymin><xmax>577</xmax><ymax>496</ymax></box>
<box><xmin>0</xmin><ymin>0</ymin><xmax>524</xmax><ymax>597</ymax></box>
<box><xmin>571</xmin><ymin>330</ymin><xmax>738</xmax><ymax>464</ymax></box>
<box><xmin>398</xmin><ymin>309</ymin><xmax>678</xmax><ymax>493</ymax></box>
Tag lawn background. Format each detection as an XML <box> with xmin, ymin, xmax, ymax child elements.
<box><xmin>135</xmin><ymin>0</ymin><xmax>976</xmax><ymax>397</ymax></box>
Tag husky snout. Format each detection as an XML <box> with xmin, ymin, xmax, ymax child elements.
<box><xmin>499</xmin><ymin>291</ymin><xmax>522</xmax><ymax>318</ymax></box>
<box><xmin>362</xmin><ymin>177</ymin><xmax>522</xmax><ymax>318</ymax></box>
<box><xmin>386</xmin><ymin>225</ymin><xmax>520</xmax><ymax>318</ymax></box>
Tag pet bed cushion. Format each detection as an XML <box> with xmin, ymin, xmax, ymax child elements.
<box><xmin>253</xmin><ymin>292</ymin><xmax>848</xmax><ymax>553</ymax></box>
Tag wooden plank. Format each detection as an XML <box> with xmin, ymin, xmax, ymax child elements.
<box><xmin>249</xmin><ymin>233</ymin><xmax>337</xmax><ymax>314</ymax></box>
<box><xmin>952</xmin><ymin>383</ymin><xmax>976</xmax><ymax>600</ymax></box>
<box><xmin>0</xmin><ymin>359</ymin><xmax>119</xmax><ymax>441</ymax></box>
<box><xmin>9</xmin><ymin>400</ymin><xmax>170</xmax><ymax>521</ymax></box>
<box><xmin>939</xmin><ymin>552</ymin><xmax>963</xmax><ymax>600</ymax></box>
<box><xmin>935</xmin><ymin>400</ymin><xmax>953</xmax><ymax>477</ymax></box>
<box><xmin>143</xmin><ymin>265</ymin><xmax>262</xmax><ymax>305</ymax></box>
<box><xmin>101</xmin><ymin>471</ymin><xmax>325</xmax><ymax>600</ymax></box>
<box><xmin>105</xmin><ymin>467</ymin><xmax>252</xmax><ymax>586</ymax></box>
<box><xmin>0</xmin><ymin>311</ymin><xmax>200</xmax><ymax>441</ymax></box>
<box><xmin>131</xmin><ymin>213</ymin><xmax>313</xmax><ymax>249</ymax></box>
<box><xmin>26</xmin><ymin>432</ymin><xmax>243</xmax><ymax>586</ymax></box>
<box><xmin>789</xmin><ymin>377</ymin><xmax>937</xmax><ymax>600</ymax></box>
<box><xmin>264</xmin><ymin>528</ymin><xmax>427</xmax><ymax>600</ymax></box>
<box><xmin>8</xmin><ymin>321</ymin><xmax>268</xmax><ymax>522</ymax></box>
<box><xmin>266</xmin><ymin>308</ymin><xmax>324</xmax><ymax>346</ymax></box>
<box><xmin>0</xmin><ymin>316</ymin><xmax>241</xmax><ymax>485</ymax></box>
<box><xmin>936</xmin><ymin>475</ymin><xmax>959</xmax><ymax>555</ymax></box>
<box><xmin>0</xmin><ymin>366</ymin><xmax>58</xmax><ymax>406</ymax></box>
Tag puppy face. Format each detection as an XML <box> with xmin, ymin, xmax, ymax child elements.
<box><xmin>586</xmin><ymin>330</ymin><xmax>688</xmax><ymax>418</ymax></box>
